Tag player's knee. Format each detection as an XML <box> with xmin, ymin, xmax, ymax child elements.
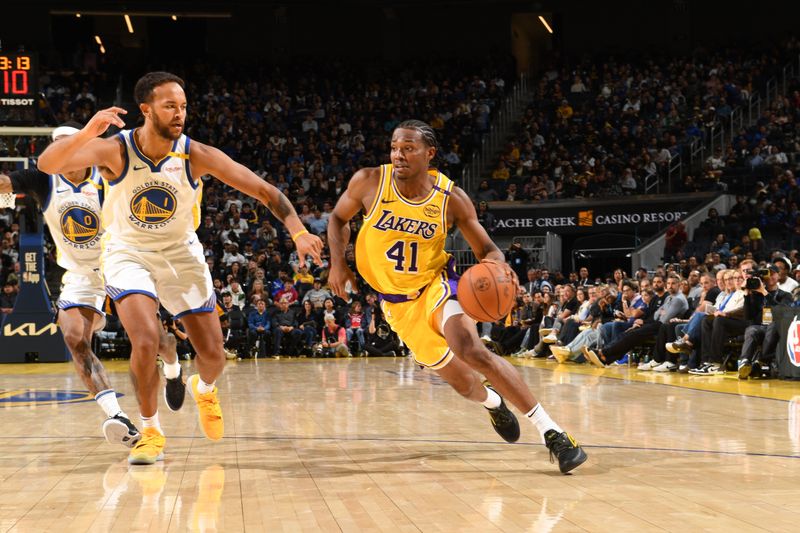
<box><xmin>63</xmin><ymin>330</ymin><xmax>90</xmax><ymax>356</ymax></box>
<box><xmin>458</xmin><ymin>343</ymin><xmax>495</xmax><ymax>373</ymax></box>
<box><xmin>130</xmin><ymin>335</ymin><xmax>160</xmax><ymax>357</ymax></box>
<box><xmin>159</xmin><ymin>333</ymin><xmax>177</xmax><ymax>354</ymax></box>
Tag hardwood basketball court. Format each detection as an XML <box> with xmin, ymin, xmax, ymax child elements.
<box><xmin>1</xmin><ymin>356</ymin><xmax>799</xmax><ymax>532</ymax></box>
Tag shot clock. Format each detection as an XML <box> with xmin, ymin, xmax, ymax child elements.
<box><xmin>0</xmin><ymin>52</ymin><xmax>39</xmax><ymax>125</ymax></box>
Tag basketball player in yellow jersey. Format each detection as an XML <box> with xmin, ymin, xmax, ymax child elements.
<box><xmin>38</xmin><ymin>72</ymin><xmax>323</xmax><ymax>464</ymax></box>
<box><xmin>329</xmin><ymin>120</ymin><xmax>586</xmax><ymax>473</ymax></box>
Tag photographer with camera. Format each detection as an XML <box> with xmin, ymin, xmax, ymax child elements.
<box><xmin>736</xmin><ymin>264</ymin><xmax>792</xmax><ymax>379</ymax></box>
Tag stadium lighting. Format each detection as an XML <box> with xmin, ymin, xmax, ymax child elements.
<box><xmin>75</xmin><ymin>13</ymin><xmax>81</xmax><ymax>18</ymax></box>
<box><xmin>171</xmin><ymin>15</ymin><xmax>177</xmax><ymax>21</ymax></box>
<box><xmin>94</xmin><ymin>35</ymin><xmax>102</xmax><ymax>45</ymax></box>
<box><xmin>100</xmin><ymin>45</ymin><xmax>106</xmax><ymax>54</ymax></box>
<box><xmin>124</xmin><ymin>14</ymin><xmax>134</xmax><ymax>33</ymax></box>
<box><xmin>538</xmin><ymin>15</ymin><xmax>553</xmax><ymax>34</ymax></box>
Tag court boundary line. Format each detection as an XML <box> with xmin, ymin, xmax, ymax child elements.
<box><xmin>2</xmin><ymin>434</ymin><xmax>799</xmax><ymax>460</ymax></box>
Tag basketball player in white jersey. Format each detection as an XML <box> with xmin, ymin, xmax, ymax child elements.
<box><xmin>38</xmin><ymin>72</ymin><xmax>323</xmax><ymax>465</ymax></box>
<box><xmin>0</xmin><ymin>125</ymin><xmax>185</xmax><ymax>451</ymax></box>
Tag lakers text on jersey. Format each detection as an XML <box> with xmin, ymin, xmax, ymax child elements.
<box><xmin>355</xmin><ymin>164</ymin><xmax>457</xmax><ymax>369</ymax></box>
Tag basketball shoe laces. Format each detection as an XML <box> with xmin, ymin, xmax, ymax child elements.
<box><xmin>546</xmin><ymin>431</ymin><xmax>578</xmax><ymax>464</ymax></box>
<box><xmin>196</xmin><ymin>390</ymin><xmax>222</xmax><ymax>421</ymax></box>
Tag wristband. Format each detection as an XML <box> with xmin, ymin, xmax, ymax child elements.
<box><xmin>291</xmin><ymin>229</ymin><xmax>309</xmax><ymax>241</ymax></box>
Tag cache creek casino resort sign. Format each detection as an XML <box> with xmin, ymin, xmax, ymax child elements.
<box><xmin>488</xmin><ymin>194</ymin><xmax>713</xmax><ymax>236</ymax></box>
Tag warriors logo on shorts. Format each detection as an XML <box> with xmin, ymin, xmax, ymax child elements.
<box><xmin>130</xmin><ymin>186</ymin><xmax>177</xmax><ymax>225</ymax></box>
<box><xmin>60</xmin><ymin>206</ymin><xmax>100</xmax><ymax>245</ymax></box>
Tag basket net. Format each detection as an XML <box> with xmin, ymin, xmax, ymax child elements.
<box><xmin>0</xmin><ymin>192</ymin><xmax>16</xmax><ymax>209</ymax></box>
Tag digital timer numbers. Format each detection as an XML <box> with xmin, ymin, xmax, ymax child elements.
<box><xmin>0</xmin><ymin>55</ymin><xmax>32</xmax><ymax>95</ymax></box>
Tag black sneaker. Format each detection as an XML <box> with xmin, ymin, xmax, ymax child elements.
<box><xmin>544</xmin><ymin>429</ymin><xmax>588</xmax><ymax>474</ymax></box>
<box><xmin>102</xmin><ymin>413</ymin><xmax>141</xmax><ymax>448</ymax></box>
<box><xmin>164</xmin><ymin>367</ymin><xmax>186</xmax><ymax>412</ymax></box>
<box><xmin>483</xmin><ymin>381</ymin><xmax>520</xmax><ymax>443</ymax></box>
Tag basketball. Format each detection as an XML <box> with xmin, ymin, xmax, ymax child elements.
<box><xmin>457</xmin><ymin>261</ymin><xmax>517</xmax><ymax>322</ymax></box>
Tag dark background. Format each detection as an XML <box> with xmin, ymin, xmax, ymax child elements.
<box><xmin>3</xmin><ymin>1</ymin><xmax>800</xmax><ymax>71</ymax></box>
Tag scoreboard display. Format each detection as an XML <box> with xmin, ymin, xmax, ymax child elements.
<box><xmin>0</xmin><ymin>52</ymin><xmax>39</xmax><ymax>125</ymax></box>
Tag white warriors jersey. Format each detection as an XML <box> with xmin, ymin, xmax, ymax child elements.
<box><xmin>102</xmin><ymin>129</ymin><xmax>202</xmax><ymax>251</ymax></box>
<box><xmin>41</xmin><ymin>169</ymin><xmax>104</xmax><ymax>275</ymax></box>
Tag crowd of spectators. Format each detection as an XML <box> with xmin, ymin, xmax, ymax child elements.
<box><xmin>481</xmin><ymin>257</ymin><xmax>800</xmax><ymax>379</ymax></box>
<box><xmin>476</xmin><ymin>38</ymin><xmax>800</xmax><ymax>203</ymax></box>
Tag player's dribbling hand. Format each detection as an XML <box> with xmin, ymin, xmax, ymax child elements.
<box><xmin>83</xmin><ymin>107</ymin><xmax>127</xmax><ymax>138</ymax></box>
<box><xmin>295</xmin><ymin>232</ymin><xmax>324</xmax><ymax>267</ymax></box>
<box><xmin>329</xmin><ymin>264</ymin><xmax>357</xmax><ymax>299</ymax></box>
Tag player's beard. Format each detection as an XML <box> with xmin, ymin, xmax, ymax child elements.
<box><xmin>152</xmin><ymin>113</ymin><xmax>183</xmax><ymax>141</ymax></box>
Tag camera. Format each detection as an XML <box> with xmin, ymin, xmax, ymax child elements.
<box><xmin>745</xmin><ymin>277</ymin><xmax>762</xmax><ymax>290</ymax></box>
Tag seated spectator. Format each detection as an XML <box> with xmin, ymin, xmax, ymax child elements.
<box><xmin>345</xmin><ymin>301</ymin><xmax>367</xmax><ymax>355</ymax></box>
<box><xmin>271</xmin><ymin>299</ymin><xmax>302</xmax><ymax>356</ymax></box>
<box><xmin>303</xmin><ymin>278</ymin><xmax>332</xmax><ymax>309</ymax></box>
<box><xmin>365</xmin><ymin>315</ymin><xmax>400</xmax><ymax>357</ymax></box>
<box><xmin>319</xmin><ymin>314</ymin><xmax>349</xmax><ymax>357</ymax></box>
<box><xmin>586</xmin><ymin>274</ymin><xmax>688</xmax><ymax>366</ymax></box>
<box><xmin>737</xmin><ymin>266</ymin><xmax>793</xmax><ymax>378</ymax></box>
<box><xmin>0</xmin><ymin>282</ymin><xmax>16</xmax><ymax>314</ymax></box>
<box><xmin>224</xmin><ymin>279</ymin><xmax>247</xmax><ymax>310</ymax></box>
<box><xmin>293</xmin><ymin>265</ymin><xmax>315</xmax><ymax>297</ymax></box>
<box><xmin>275</xmin><ymin>279</ymin><xmax>299</xmax><ymax>305</ymax></box>
<box><xmin>248</xmin><ymin>279</ymin><xmax>271</xmax><ymax>306</ymax></box>
<box><xmin>297</xmin><ymin>300</ymin><xmax>320</xmax><ymax>347</ymax></box>
<box><xmin>247</xmin><ymin>299</ymin><xmax>271</xmax><ymax>358</ymax></box>
<box><xmin>491</xmin><ymin>159</ymin><xmax>510</xmax><ymax>181</ymax></box>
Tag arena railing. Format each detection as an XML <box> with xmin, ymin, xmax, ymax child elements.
<box><xmin>462</xmin><ymin>72</ymin><xmax>532</xmax><ymax>192</ymax></box>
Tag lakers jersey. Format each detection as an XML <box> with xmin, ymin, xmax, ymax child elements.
<box><xmin>102</xmin><ymin>129</ymin><xmax>202</xmax><ymax>250</ymax></box>
<box><xmin>355</xmin><ymin>164</ymin><xmax>454</xmax><ymax>297</ymax></box>
<box><xmin>42</xmin><ymin>169</ymin><xmax>104</xmax><ymax>275</ymax></box>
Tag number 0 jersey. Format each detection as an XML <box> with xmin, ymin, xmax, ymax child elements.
<box><xmin>102</xmin><ymin>129</ymin><xmax>202</xmax><ymax>251</ymax></box>
<box><xmin>41</xmin><ymin>169</ymin><xmax>104</xmax><ymax>275</ymax></box>
<box><xmin>355</xmin><ymin>164</ymin><xmax>454</xmax><ymax>298</ymax></box>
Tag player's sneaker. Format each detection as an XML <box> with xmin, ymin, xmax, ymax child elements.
<box><xmin>128</xmin><ymin>427</ymin><xmax>165</xmax><ymax>465</ymax></box>
<box><xmin>188</xmin><ymin>374</ymin><xmax>224</xmax><ymax>441</ymax></box>
<box><xmin>482</xmin><ymin>381</ymin><xmax>520</xmax><ymax>443</ymax></box>
<box><xmin>102</xmin><ymin>414</ymin><xmax>141</xmax><ymax>448</ymax></box>
<box><xmin>164</xmin><ymin>366</ymin><xmax>186</xmax><ymax>412</ymax></box>
<box><xmin>653</xmin><ymin>361</ymin><xmax>677</xmax><ymax>372</ymax></box>
<box><xmin>544</xmin><ymin>429</ymin><xmax>588</xmax><ymax>474</ymax></box>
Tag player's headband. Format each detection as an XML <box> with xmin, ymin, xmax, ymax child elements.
<box><xmin>52</xmin><ymin>126</ymin><xmax>81</xmax><ymax>140</ymax></box>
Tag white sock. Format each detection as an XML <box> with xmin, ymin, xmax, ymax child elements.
<box><xmin>525</xmin><ymin>404</ymin><xmax>563</xmax><ymax>442</ymax></box>
<box><xmin>481</xmin><ymin>386</ymin><xmax>502</xmax><ymax>409</ymax></box>
<box><xmin>95</xmin><ymin>389</ymin><xmax>124</xmax><ymax>418</ymax></box>
<box><xmin>141</xmin><ymin>412</ymin><xmax>163</xmax><ymax>433</ymax></box>
<box><xmin>162</xmin><ymin>359</ymin><xmax>181</xmax><ymax>380</ymax></box>
<box><xmin>197</xmin><ymin>377</ymin><xmax>215</xmax><ymax>394</ymax></box>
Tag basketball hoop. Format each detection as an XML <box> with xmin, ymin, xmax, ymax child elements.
<box><xmin>0</xmin><ymin>192</ymin><xmax>16</xmax><ymax>209</ymax></box>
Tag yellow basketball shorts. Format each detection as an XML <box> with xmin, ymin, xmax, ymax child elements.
<box><xmin>380</xmin><ymin>268</ymin><xmax>459</xmax><ymax>370</ymax></box>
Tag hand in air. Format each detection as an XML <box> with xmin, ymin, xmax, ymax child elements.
<box><xmin>83</xmin><ymin>107</ymin><xmax>127</xmax><ymax>138</ymax></box>
<box><xmin>329</xmin><ymin>263</ymin><xmax>357</xmax><ymax>299</ymax></box>
<box><xmin>295</xmin><ymin>232</ymin><xmax>324</xmax><ymax>267</ymax></box>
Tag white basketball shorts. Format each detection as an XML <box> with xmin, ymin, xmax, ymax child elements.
<box><xmin>102</xmin><ymin>235</ymin><xmax>215</xmax><ymax>318</ymax></box>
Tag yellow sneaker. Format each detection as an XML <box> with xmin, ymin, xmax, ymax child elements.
<box><xmin>188</xmin><ymin>374</ymin><xmax>224</xmax><ymax>441</ymax></box>
<box><xmin>128</xmin><ymin>427</ymin><xmax>166</xmax><ymax>465</ymax></box>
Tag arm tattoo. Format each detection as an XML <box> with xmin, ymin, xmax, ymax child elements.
<box><xmin>269</xmin><ymin>193</ymin><xmax>295</xmax><ymax>222</ymax></box>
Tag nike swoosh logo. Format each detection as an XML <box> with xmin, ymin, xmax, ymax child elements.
<box><xmin>56</xmin><ymin>188</ymin><xmax>70</xmax><ymax>193</ymax></box>
<box><xmin>381</xmin><ymin>199</ymin><xmax>396</xmax><ymax>204</ymax></box>
<box><xmin>133</xmin><ymin>165</ymin><xmax>146</xmax><ymax>171</ymax></box>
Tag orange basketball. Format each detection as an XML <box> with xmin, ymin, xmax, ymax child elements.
<box><xmin>457</xmin><ymin>261</ymin><xmax>517</xmax><ymax>322</ymax></box>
